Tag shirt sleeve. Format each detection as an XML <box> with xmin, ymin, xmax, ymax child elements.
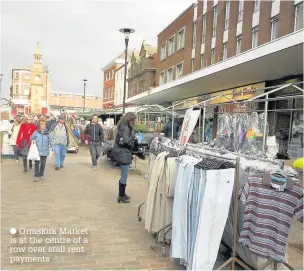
<box><xmin>240</xmin><ymin>181</ymin><xmax>250</xmax><ymax>205</ymax></box>
<box><xmin>295</xmin><ymin>196</ymin><xmax>303</xmax><ymax>223</ymax></box>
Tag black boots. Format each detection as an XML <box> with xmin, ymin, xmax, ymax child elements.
<box><xmin>117</xmin><ymin>183</ymin><xmax>130</xmax><ymax>203</ymax></box>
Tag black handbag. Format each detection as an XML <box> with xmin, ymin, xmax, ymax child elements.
<box><xmin>111</xmin><ymin>145</ymin><xmax>132</xmax><ymax>165</ymax></box>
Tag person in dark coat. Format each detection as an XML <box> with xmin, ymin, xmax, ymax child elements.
<box><xmin>163</xmin><ymin>118</ymin><xmax>180</xmax><ymax>139</ymax></box>
<box><xmin>111</xmin><ymin>112</ymin><xmax>137</xmax><ymax>203</ymax></box>
<box><xmin>16</xmin><ymin>115</ymin><xmax>37</xmax><ymax>172</ymax></box>
<box><xmin>85</xmin><ymin>115</ymin><xmax>104</xmax><ymax>169</ymax></box>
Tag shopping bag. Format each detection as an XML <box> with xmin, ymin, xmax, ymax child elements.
<box><xmin>27</xmin><ymin>141</ymin><xmax>40</xmax><ymax>161</ymax></box>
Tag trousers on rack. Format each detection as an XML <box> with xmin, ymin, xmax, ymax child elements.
<box><xmin>171</xmin><ymin>156</ymin><xmax>200</xmax><ymax>264</ymax></box>
<box><xmin>192</xmin><ymin>168</ymin><xmax>235</xmax><ymax>270</ymax></box>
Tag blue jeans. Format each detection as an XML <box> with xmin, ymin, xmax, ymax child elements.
<box><xmin>54</xmin><ymin>144</ymin><xmax>66</xmax><ymax>167</ymax></box>
<box><xmin>120</xmin><ymin>164</ymin><xmax>130</xmax><ymax>184</ymax></box>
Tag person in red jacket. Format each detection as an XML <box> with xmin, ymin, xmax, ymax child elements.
<box><xmin>16</xmin><ymin>115</ymin><xmax>37</xmax><ymax>172</ymax></box>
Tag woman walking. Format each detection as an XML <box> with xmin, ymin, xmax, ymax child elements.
<box><xmin>16</xmin><ymin>115</ymin><xmax>37</xmax><ymax>172</ymax></box>
<box><xmin>111</xmin><ymin>112</ymin><xmax>137</xmax><ymax>203</ymax></box>
<box><xmin>30</xmin><ymin>118</ymin><xmax>52</xmax><ymax>182</ymax></box>
<box><xmin>8</xmin><ymin>117</ymin><xmax>22</xmax><ymax>162</ymax></box>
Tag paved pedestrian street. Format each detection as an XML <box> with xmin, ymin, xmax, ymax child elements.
<box><xmin>1</xmin><ymin>149</ymin><xmax>303</xmax><ymax>270</ymax></box>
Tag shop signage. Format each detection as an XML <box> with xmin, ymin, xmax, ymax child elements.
<box><xmin>173</xmin><ymin>97</ymin><xmax>198</xmax><ymax>110</ymax></box>
<box><xmin>209</xmin><ymin>82</ymin><xmax>265</xmax><ymax>105</ymax></box>
<box><xmin>179</xmin><ymin>108</ymin><xmax>200</xmax><ymax>145</ymax></box>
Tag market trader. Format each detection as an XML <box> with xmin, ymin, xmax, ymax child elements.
<box><xmin>163</xmin><ymin>118</ymin><xmax>180</xmax><ymax>139</ymax></box>
<box><xmin>85</xmin><ymin>114</ymin><xmax>104</xmax><ymax>170</ymax></box>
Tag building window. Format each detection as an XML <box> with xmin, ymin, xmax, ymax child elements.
<box><xmin>177</xmin><ymin>27</ymin><xmax>185</xmax><ymax>50</ymax></box>
<box><xmin>238</xmin><ymin>0</ymin><xmax>244</xmax><ymax>22</ymax></box>
<box><xmin>236</xmin><ymin>35</ymin><xmax>242</xmax><ymax>54</ymax></box>
<box><xmin>191</xmin><ymin>58</ymin><xmax>195</xmax><ymax>72</ymax></box>
<box><xmin>295</xmin><ymin>2</ymin><xmax>303</xmax><ymax>31</ymax></box>
<box><xmin>139</xmin><ymin>79</ymin><xmax>145</xmax><ymax>93</ymax></box>
<box><xmin>200</xmin><ymin>54</ymin><xmax>204</xmax><ymax>69</ymax></box>
<box><xmin>15</xmin><ymin>85</ymin><xmax>19</xmax><ymax>94</ymax></box>
<box><xmin>15</xmin><ymin>72</ymin><xmax>19</xmax><ymax>80</ymax></box>
<box><xmin>167</xmin><ymin>67</ymin><xmax>173</xmax><ymax>82</ymax></box>
<box><xmin>159</xmin><ymin>71</ymin><xmax>166</xmax><ymax>85</ymax></box>
<box><xmin>271</xmin><ymin>16</ymin><xmax>279</xmax><ymax>41</ymax></box>
<box><xmin>168</xmin><ymin>35</ymin><xmax>175</xmax><ymax>56</ymax></box>
<box><xmin>211</xmin><ymin>49</ymin><xmax>216</xmax><ymax>65</ymax></box>
<box><xmin>24</xmin><ymin>85</ymin><xmax>30</xmax><ymax>95</ymax></box>
<box><xmin>176</xmin><ymin>62</ymin><xmax>183</xmax><ymax>79</ymax></box>
<box><xmin>223</xmin><ymin>43</ymin><xmax>228</xmax><ymax>60</ymax></box>
<box><xmin>254</xmin><ymin>0</ymin><xmax>260</xmax><ymax>12</ymax></box>
<box><xmin>24</xmin><ymin>72</ymin><xmax>30</xmax><ymax>80</ymax></box>
<box><xmin>192</xmin><ymin>21</ymin><xmax>197</xmax><ymax>48</ymax></box>
<box><xmin>252</xmin><ymin>27</ymin><xmax>259</xmax><ymax>48</ymax></box>
<box><xmin>212</xmin><ymin>5</ymin><xmax>218</xmax><ymax>37</ymax></box>
<box><xmin>224</xmin><ymin>0</ymin><xmax>230</xmax><ymax>30</ymax></box>
<box><xmin>202</xmin><ymin>15</ymin><xmax>207</xmax><ymax>43</ymax></box>
<box><xmin>161</xmin><ymin>42</ymin><xmax>167</xmax><ymax>61</ymax></box>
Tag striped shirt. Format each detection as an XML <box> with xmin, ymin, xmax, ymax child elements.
<box><xmin>239</xmin><ymin>176</ymin><xmax>303</xmax><ymax>262</ymax></box>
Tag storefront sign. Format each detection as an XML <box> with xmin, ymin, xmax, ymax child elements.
<box><xmin>173</xmin><ymin>97</ymin><xmax>198</xmax><ymax>110</ymax></box>
<box><xmin>209</xmin><ymin>82</ymin><xmax>265</xmax><ymax>105</ymax></box>
<box><xmin>179</xmin><ymin>108</ymin><xmax>200</xmax><ymax>145</ymax></box>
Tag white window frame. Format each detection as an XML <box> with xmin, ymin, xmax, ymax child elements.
<box><xmin>202</xmin><ymin>15</ymin><xmax>207</xmax><ymax>44</ymax></box>
<box><xmin>254</xmin><ymin>0</ymin><xmax>260</xmax><ymax>12</ymax></box>
<box><xmin>271</xmin><ymin>16</ymin><xmax>280</xmax><ymax>41</ymax></box>
<box><xmin>161</xmin><ymin>41</ymin><xmax>167</xmax><ymax>61</ymax></box>
<box><xmin>176</xmin><ymin>61</ymin><xmax>184</xmax><ymax>79</ymax></box>
<box><xmin>191</xmin><ymin>58</ymin><xmax>195</xmax><ymax>73</ymax></box>
<box><xmin>212</xmin><ymin>5</ymin><xmax>218</xmax><ymax>37</ymax></box>
<box><xmin>200</xmin><ymin>54</ymin><xmax>204</xmax><ymax>69</ymax></box>
<box><xmin>159</xmin><ymin>70</ymin><xmax>166</xmax><ymax>85</ymax></box>
<box><xmin>223</xmin><ymin>43</ymin><xmax>228</xmax><ymax>60</ymax></box>
<box><xmin>224</xmin><ymin>0</ymin><xmax>230</xmax><ymax>30</ymax></box>
<box><xmin>295</xmin><ymin>2</ymin><xmax>303</xmax><ymax>31</ymax></box>
<box><xmin>192</xmin><ymin>21</ymin><xmax>197</xmax><ymax>48</ymax></box>
<box><xmin>211</xmin><ymin>49</ymin><xmax>216</xmax><ymax>65</ymax></box>
<box><xmin>236</xmin><ymin>35</ymin><xmax>242</xmax><ymax>54</ymax></box>
<box><xmin>252</xmin><ymin>26</ymin><xmax>259</xmax><ymax>48</ymax></box>
<box><xmin>177</xmin><ymin>26</ymin><xmax>186</xmax><ymax>51</ymax></box>
<box><xmin>238</xmin><ymin>0</ymin><xmax>244</xmax><ymax>22</ymax></box>
<box><xmin>168</xmin><ymin>35</ymin><xmax>175</xmax><ymax>56</ymax></box>
<box><xmin>167</xmin><ymin>66</ymin><xmax>174</xmax><ymax>82</ymax></box>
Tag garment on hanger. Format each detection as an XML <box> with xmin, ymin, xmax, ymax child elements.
<box><xmin>239</xmin><ymin>175</ymin><xmax>303</xmax><ymax>262</ymax></box>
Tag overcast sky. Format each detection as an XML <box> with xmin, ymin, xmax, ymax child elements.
<box><xmin>1</xmin><ymin>0</ymin><xmax>195</xmax><ymax>97</ymax></box>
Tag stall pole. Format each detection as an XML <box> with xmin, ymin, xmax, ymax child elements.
<box><xmin>202</xmin><ymin>102</ymin><xmax>206</xmax><ymax>145</ymax></box>
<box><xmin>172</xmin><ymin>106</ymin><xmax>175</xmax><ymax>139</ymax></box>
<box><xmin>198</xmin><ymin>108</ymin><xmax>202</xmax><ymax>143</ymax></box>
<box><xmin>144</xmin><ymin>112</ymin><xmax>147</xmax><ymax>128</ymax></box>
<box><xmin>262</xmin><ymin>93</ymin><xmax>269</xmax><ymax>153</ymax></box>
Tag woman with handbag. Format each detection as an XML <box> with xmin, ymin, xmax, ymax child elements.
<box><xmin>30</xmin><ymin>118</ymin><xmax>52</xmax><ymax>182</ymax></box>
<box><xmin>8</xmin><ymin>117</ymin><xmax>22</xmax><ymax>162</ymax></box>
<box><xmin>16</xmin><ymin>115</ymin><xmax>37</xmax><ymax>172</ymax></box>
<box><xmin>111</xmin><ymin>112</ymin><xmax>137</xmax><ymax>203</ymax></box>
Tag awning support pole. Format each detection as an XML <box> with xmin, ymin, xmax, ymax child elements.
<box><xmin>262</xmin><ymin>93</ymin><xmax>269</xmax><ymax>153</ymax></box>
<box><xmin>202</xmin><ymin>103</ymin><xmax>206</xmax><ymax>145</ymax></box>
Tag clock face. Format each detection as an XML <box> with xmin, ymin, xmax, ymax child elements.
<box><xmin>35</xmin><ymin>75</ymin><xmax>40</xmax><ymax>81</ymax></box>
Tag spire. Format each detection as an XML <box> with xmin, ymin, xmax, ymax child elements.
<box><xmin>35</xmin><ymin>42</ymin><xmax>41</xmax><ymax>56</ymax></box>
<box><xmin>33</xmin><ymin>42</ymin><xmax>43</xmax><ymax>71</ymax></box>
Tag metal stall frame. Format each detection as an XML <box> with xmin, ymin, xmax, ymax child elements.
<box><xmin>161</xmin><ymin>82</ymin><xmax>303</xmax><ymax>154</ymax></box>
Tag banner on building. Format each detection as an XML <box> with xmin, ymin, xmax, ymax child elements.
<box><xmin>179</xmin><ymin>108</ymin><xmax>200</xmax><ymax>145</ymax></box>
<box><xmin>209</xmin><ymin>82</ymin><xmax>265</xmax><ymax>105</ymax></box>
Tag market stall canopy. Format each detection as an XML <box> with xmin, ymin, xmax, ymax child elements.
<box><xmin>134</xmin><ymin>104</ymin><xmax>181</xmax><ymax>117</ymax></box>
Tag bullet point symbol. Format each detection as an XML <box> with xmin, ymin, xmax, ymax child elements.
<box><xmin>10</xmin><ymin>228</ymin><xmax>17</xmax><ymax>234</ymax></box>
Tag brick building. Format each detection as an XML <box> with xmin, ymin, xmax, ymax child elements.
<box><xmin>101</xmin><ymin>52</ymin><xmax>131</xmax><ymax>109</ymax></box>
<box><xmin>127</xmin><ymin>41</ymin><xmax>157</xmax><ymax>99</ymax></box>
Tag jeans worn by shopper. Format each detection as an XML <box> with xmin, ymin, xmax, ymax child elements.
<box><xmin>120</xmin><ymin>164</ymin><xmax>130</xmax><ymax>184</ymax></box>
<box><xmin>35</xmin><ymin>156</ymin><xmax>47</xmax><ymax>177</ymax></box>
<box><xmin>54</xmin><ymin>144</ymin><xmax>66</xmax><ymax>168</ymax></box>
<box><xmin>89</xmin><ymin>141</ymin><xmax>102</xmax><ymax>166</ymax></box>
<box><xmin>12</xmin><ymin>145</ymin><xmax>20</xmax><ymax>160</ymax></box>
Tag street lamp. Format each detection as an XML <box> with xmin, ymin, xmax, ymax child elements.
<box><xmin>82</xmin><ymin>79</ymin><xmax>87</xmax><ymax>112</ymax></box>
<box><xmin>119</xmin><ymin>28</ymin><xmax>135</xmax><ymax>114</ymax></box>
<box><xmin>0</xmin><ymin>74</ymin><xmax>3</xmax><ymax>100</ymax></box>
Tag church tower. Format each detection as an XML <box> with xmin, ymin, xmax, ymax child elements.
<box><xmin>30</xmin><ymin>42</ymin><xmax>45</xmax><ymax>114</ymax></box>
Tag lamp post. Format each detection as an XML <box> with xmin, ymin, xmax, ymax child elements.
<box><xmin>119</xmin><ymin>28</ymin><xmax>135</xmax><ymax>114</ymax></box>
<box><xmin>83</xmin><ymin>79</ymin><xmax>87</xmax><ymax>112</ymax></box>
<box><xmin>0</xmin><ymin>74</ymin><xmax>3</xmax><ymax>100</ymax></box>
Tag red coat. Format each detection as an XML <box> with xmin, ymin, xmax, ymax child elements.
<box><xmin>16</xmin><ymin>123</ymin><xmax>37</xmax><ymax>149</ymax></box>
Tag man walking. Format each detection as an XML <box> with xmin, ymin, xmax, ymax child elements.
<box><xmin>85</xmin><ymin>114</ymin><xmax>104</xmax><ymax>169</ymax></box>
<box><xmin>49</xmin><ymin>114</ymin><xmax>69</xmax><ymax>170</ymax></box>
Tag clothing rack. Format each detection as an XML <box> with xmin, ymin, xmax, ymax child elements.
<box><xmin>187</xmin><ymin>144</ymin><xmax>295</xmax><ymax>270</ymax></box>
<box><xmin>186</xmin><ymin>144</ymin><xmax>252</xmax><ymax>270</ymax></box>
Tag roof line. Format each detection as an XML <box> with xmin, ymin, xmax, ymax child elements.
<box><xmin>157</xmin><ymin>3</ymin><xmax>195</xmax><ymax>36</ymax></box>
